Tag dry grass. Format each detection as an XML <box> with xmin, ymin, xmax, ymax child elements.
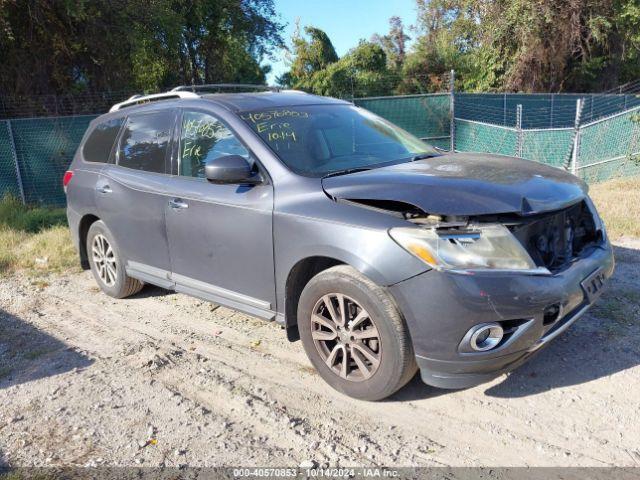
<box><xmin>0</xmin><ymin>196</ymin><xmax>78</xmax><ymax>276</ymax></box>
<box><xmin>589</xmin><ymin>176</ymin><xmax>640</xmax><ymax>240</ymax></box>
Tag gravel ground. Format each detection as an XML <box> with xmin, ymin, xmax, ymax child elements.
<box><xmin>0</xmin><ymin>239</ymin><xmax>639</xmax><ymax>468</ymax></box>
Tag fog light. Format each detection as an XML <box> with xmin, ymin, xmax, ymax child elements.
<box><xmin>543</xmin><ymin>303</ymin><xmax>562</xmax><ymax>326</ymax></box>
<box><xmin>469</xmin><ymin>323</ymin><xmax>504</xmax><ymax>351</ymax></box>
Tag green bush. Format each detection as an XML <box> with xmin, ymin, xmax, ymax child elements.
<box><xmin>0</xmin><ymin>194</ymin><xmax>67</xmax><ymax>233</ymax></box>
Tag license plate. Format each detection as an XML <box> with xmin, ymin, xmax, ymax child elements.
<box><xmin>581</xmin><ymin>268</ymin><xmax>607</xmax><ymax>303</ymax></box>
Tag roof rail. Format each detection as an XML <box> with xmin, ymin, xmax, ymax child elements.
<box><xmin>171</xmin><ymin>83</ymin><xmax>280</xmax><ymax>93</ymax></box>
<box><xmin>109</xmin><ymin>91</ymin><xmax>199</xmax><ymax>112</ymax></box>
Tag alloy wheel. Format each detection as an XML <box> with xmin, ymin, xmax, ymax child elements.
<box><xmin>311</xmin><ymin>293</ymin><xmax>381</xmax><ymax>381</ymax></box>
<box><xmin>91</xmin><ymin>234</ymin><xmax>117</xmax><ymax>287</ymax></box>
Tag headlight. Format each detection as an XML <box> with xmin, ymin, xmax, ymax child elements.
<box><xmin>389</xmin><ymin>224</ymin><xmax>545</xmax><ymax>272</ymax></box>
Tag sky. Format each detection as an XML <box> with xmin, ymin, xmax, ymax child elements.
<box><xmin>266</xmin><ymin>0</ymin><xmax>419</xmax><ymax>84</ymax></box>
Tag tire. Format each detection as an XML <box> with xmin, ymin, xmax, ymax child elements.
<box><xmin>86</xmin><ymin>220</ymin><xmax>143</xmax><ymax>299</ymax></box>
<box><xmin>297</xmin><ymin>265</ymin><xmax>418</xmax><ymax>401</ymax></box>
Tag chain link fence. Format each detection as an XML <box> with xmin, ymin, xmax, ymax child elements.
<box><xmin>449</xmin><ymin>100</ymin><xmax>640</xmax><ymax>183</ymax></box>
<box><xmin>0</xmin><ymin>91</ymin><xmax>134</xmax><ymax>119</ymax></box>
<box><xmin>456</xmin><ymin>93</ymin><xmax>640</xmax><ymax>128</ymax></box>
<box><xmin>0</xmin><ymin>86</ymin><xmax>639</xmax><ymax>206</ymax></box>
<box><xmin>577</xmin><ymin>107</ymin><xmax>640</xmax><ymax>183</ymax></box>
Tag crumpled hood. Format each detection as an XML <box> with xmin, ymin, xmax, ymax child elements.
<box><xmin>321</xmin><ymin>152</ymin><xmax>588</xmax><ymax>216</ymax></box>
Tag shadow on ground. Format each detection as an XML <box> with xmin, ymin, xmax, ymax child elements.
<box><xmin>0</xmin><ymin>448</ymin><xmax>8</xmax><ymax>469</ymax></box>
<box><xmin>390</xmin><ymin>244</ymin><xmax>640</xmax><ymax>401</ymax></box>
<box><xmin>128</xmin><ymin>284</ymin><xmax>173</xmax><ymax>300</ymax></box>
<box><xmin>0</xmin><ymin>309</ymin><xmax>93</xmax><ymax>390</ymax></box>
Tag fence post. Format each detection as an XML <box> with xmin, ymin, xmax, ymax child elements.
<box><xmin>570</xmin><ymin>99</ymin><xmax>584</xmax><ymax>175</ymax></box>
<box><xmin>349</xmin><ymin>72</ymin><xmax>355</xmax><ymax>102</ymax></box>
<box><xmin>503</xmin><ymin>93</ymin><xmax>507</xmax><ymax>125</ymax></box>
<box><xmin>515</xmin><ymin>104</ymin><xmax>523</xmax><ymax>157</ymax></box>
<box><xmin>6</xmin><ymin>120</ymin><xmax>25</xmax><ymax>204</ymax></box>
<box><xmin>449</xmin><ymin>69</ymin><xmax>455</xmax><ymax>151</ymax></box>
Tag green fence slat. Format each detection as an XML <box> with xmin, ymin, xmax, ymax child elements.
<box><xmin>520</xmin><ymin>129</ymin><xmax>574</xmax><ymax>167</ymax></box>
<box><xmin>454</xmin><ymin>119</ymin><xmax>518</xmax><ymax>156</ymax></box>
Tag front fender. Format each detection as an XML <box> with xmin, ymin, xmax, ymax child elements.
<box><xmin>273</xmin><ymin>211</ymin><xmax>429</xmax><ymax>314</ymax></box>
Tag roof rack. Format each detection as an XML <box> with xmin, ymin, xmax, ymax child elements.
<box><xmin>171</xmin><ymin>83</ymin><xmax>280</xmax><ymax>93</ymax></box>
<box><xmin>109</xmin><ymin>91</ymin><xmax>199</xmax><ymax>112</ymax></box>
<box><xmin>108</xmin><ymin>84</ymin><xmax>291</xmax><ymax>112</ymax></box>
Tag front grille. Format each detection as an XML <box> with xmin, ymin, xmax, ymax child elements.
<box><xmin>509</xmin><ymin>201</ymin><xmax>602</xmax><ymax>273</ymax></box>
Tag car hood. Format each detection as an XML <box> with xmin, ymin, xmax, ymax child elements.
<box><xmin>321</xmin><ymin>152</ymin><xmax>588</xmax><ymax>216</ymax></box>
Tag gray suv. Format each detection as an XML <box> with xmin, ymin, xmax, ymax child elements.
<box><xmin>65</xmin><ymin>87</ymin><xmax>614</xmax><ymax>400</ymax></box>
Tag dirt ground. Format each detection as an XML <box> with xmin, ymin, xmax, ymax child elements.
<box><xmin>1</xmin><ymin>239</ymin><xmax>639</xmax><ymax>468</ymax></box>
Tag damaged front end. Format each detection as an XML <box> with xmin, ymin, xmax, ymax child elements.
<box><xmin>344</xmin><ymin>197</ymin><xmax>606</xmax><ymax>276</ymax></box>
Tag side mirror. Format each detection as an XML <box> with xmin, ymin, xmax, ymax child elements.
<box><xmin>204</xmin><ymin>155</ymin><xmax>261</xmax><ymax>184</ymax></box>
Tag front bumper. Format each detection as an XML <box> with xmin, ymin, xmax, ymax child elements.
<box><xmin>389</xmin><ymin>243</ymin><xmax>615</xmax><ymax>389</ymax></box>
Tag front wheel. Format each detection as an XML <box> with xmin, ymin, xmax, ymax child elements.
<box><xmin>297</xmin><ymin>265</ymin><xmax>417</xmax><ymax>401</ymax></box>
<box><xmin>86</xmin><ymin>220</ymin><xmax>143</xmax><ymax>299</ymax></box>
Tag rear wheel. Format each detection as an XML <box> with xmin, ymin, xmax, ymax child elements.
<box><xmin>86</xmin><ymin>221</ymin><xmax>143</xmax><ymax>298</ymax></box>
<box><xmin>297</xmin><ymin>265</ymin><xmax>417</xmax><ymax>401</ymax></box>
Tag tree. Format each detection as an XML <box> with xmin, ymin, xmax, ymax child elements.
<box><xmin>280</xmin><ymin>25</ymin><xmax>396</xmax><ymax>98</ymax></box>
<box><xmin>371</xmin><ymin>16</ymin><xmax>411</xmax><ymax>71</ymax></box>
<box><xmin>0</xmin><ymin>0</ymin><xmax>284</xmax><ymax>96</ymax></box>
<box><xmin>306</xmin><ymin>41</ymin><xmax>397</xmax><ymax>97</ymax></box>
<box><xmin>405</xmin><ymin>0</ymin><xmax>640</xmax><ymax>92</ymax></box>
<box><xmin>281</xmin><ymin>23</ymin><xmax>339</xmax><ymax>87</ymax></box>
<box><xmin>398</xmin><ymin>0</ymin><xmax>490</xmax><ymax>93</ymax></box>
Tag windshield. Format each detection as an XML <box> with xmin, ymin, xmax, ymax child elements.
<box><xmin>240</xmin><ymin>104</ymin><xmax>438</xmax><ymax>176</ymax></box>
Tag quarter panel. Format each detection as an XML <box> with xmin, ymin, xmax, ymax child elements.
<box><xmin>65</xmin><ymin>166</ymin><xmax>103</xmax><ymax>251</ymax></box>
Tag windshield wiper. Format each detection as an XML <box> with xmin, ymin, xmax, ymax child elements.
<box><xmin>411</xmin><ymin>152</ymin><xmax>441</xmax><ymax>161</ymax></box>
<box><xmin>322</xmin><ymin>167</ymin><xmax>372</xmax><ymax>179</ymax></box>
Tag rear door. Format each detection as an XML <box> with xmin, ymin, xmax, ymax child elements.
<box><xmin>163</xmin><ymin>108</ymin><xmax>276</xmax><ymax>318</ymax></box>
<box><xmin>95</xmin><ymin>109</ymin><xmax>177</xmax><ymax>286</ymax></box>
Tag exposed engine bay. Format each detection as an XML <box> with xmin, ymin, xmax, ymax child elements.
<box><xmin>506</xmin><ymin>201</ymin><xmax>603</xmax><ymax>273</ymax></box>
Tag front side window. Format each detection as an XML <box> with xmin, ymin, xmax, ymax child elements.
<box><xmin>179</xmin><ymin>111</ymin><xmax>250</xmax><ymax>178</ymax></box>
<box><xmin>241</xmin><ymin>105</ymin><xmax>437</xmax><ymax>176</ymax></box>
<box><xmin>118</xmin><ymin>111</ymin><xmax>173</xmax><ymax>173</ymax></box>
<box><xmin>83</xmin><ymin>117</ymin><xmax>124</xmax><ymax>163</ymax></box>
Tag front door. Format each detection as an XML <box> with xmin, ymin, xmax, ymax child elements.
<box><xmin>95</xmin><ymin>109</ymin><xmax>176</xmax><ymax>286</ymax></box>
<box><xmin>164</xmin><ymin>109</ymin><xmax>275</xmax><ymax>318</ymax></box>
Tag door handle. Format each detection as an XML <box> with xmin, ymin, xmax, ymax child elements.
<box><xmin>168</xmin><ymin>198</ymin><xmax>189</xmax><ymax>210</ymax></box>
<box><xmin>96</xmin><ymin>185</ymin><xmax>112</xmax><ymax>194</ymax></box>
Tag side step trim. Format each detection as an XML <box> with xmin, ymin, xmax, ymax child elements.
<box><xmin>174</xmin><ymin>284</ymin><xmax>275</xmax><ymax>321</ymax></box>
<box><xmin>125</xmin><ymin>261</ymin><xmax>275</xmax><ymax>321</ymax></box>
<box><xmin>171</xmin><ymin>272</ymin><xmax>271</xmax><ymax>311</ymax></box>
<box><xmin>126</xmin><ymin>261</ymin><xmax>174</xmax><ymax>289</ymax></box>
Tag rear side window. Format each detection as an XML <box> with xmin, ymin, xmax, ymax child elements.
<box><xmin>118</xmin><ymin>111</ymin><xmax>173</xmax><ymax>173</ymax></box>
<box><xmin>82</xmin><ymin>117</ymin><xmax>124</xmax><ymax>163</ymax></box>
